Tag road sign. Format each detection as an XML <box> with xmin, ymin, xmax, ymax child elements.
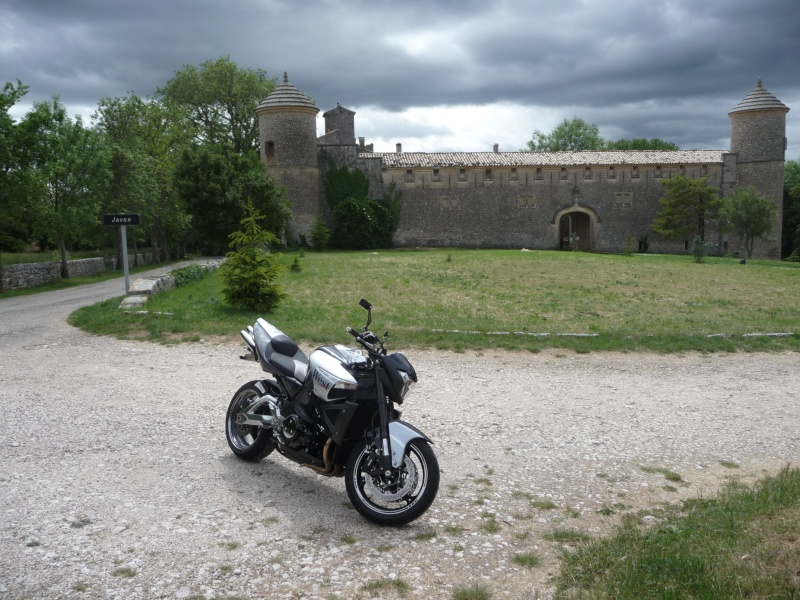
<box><xmin>103</xmin><ymin>213</ymin><xmax>140</xmax><ymax>226</ymax></box>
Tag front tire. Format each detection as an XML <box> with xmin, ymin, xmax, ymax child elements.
<box><xmin>225</xmin><ymin>381</ymin><xmax>276</xmax><ymax>461</ymax></box>
<box><xmin>345</xmin><ymin>438</ymin><xmax>440</xmax><ymax>526</ymax></box>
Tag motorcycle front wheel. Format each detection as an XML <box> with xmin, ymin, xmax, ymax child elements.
<box><xmin>225</xmin><ymin>381</ymin><xmax>276</xmax><ymax>461</ymax></box>
<box><xmin>345</xmin><ymin>438</ymin><xmax>440</xmax><ymax>526</ymax></box>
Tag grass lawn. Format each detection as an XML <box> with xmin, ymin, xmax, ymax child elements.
<box><xmin>68</xmin><ymin>248</ymin><xmax>800</xmax><ymax>352</ymax></box>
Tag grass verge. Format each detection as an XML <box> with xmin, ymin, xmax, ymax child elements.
<box><xmin>66</xmin><ymin>249</ymin><xmax>800</xmax><ymax>352</ymax></box>
<box><xmin>553</xmin><ymin>466</ymin><xmax>800</xmax><ymax>599</ymax></box>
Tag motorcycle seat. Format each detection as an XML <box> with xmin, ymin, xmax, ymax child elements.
<box><xmin>270</xmin><ymin>334</ymin><xmax>299</xmax><ymax>357</ymax></box>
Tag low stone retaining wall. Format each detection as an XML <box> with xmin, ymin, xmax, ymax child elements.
<box><xmin>1</xmin><ymin>255</ymin><xmax>155</xmax><ymax>291</ymax></box>
<box><xmin>1</xmin><ymin>258</ymin><xmax>106</xmax><ymax>291</ymax></box>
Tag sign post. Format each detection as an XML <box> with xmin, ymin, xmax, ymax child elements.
<box><xmin>103</xmin><ymin>214</ymin><xmax>140</xmax><ymax>294</ymax></box>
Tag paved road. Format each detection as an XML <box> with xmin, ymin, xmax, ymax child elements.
<box><xmin>0</xmin><ymin>260</ymin><xmax>202</xmax><ymax>349</ymax></box>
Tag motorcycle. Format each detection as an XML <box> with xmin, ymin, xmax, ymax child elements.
<box><xmin>225</xmin><ymin>299</ymin><xmax>440</xmax><ymax>526</ymax></box>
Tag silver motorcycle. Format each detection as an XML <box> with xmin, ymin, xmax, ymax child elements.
<box><xmin>225</xmin><ymin>299</ymin><xmax>439</xmax><ymax>526</ymax></box>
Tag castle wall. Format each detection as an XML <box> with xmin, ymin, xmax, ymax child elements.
<box><xmin>387</xmin><ymin>163</ymin><xmax>723</xmax><ymax>254</ymax></box>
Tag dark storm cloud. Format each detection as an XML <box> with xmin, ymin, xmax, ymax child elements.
<box><xmin>2</xmin><ymin>0</ymin><xmax>798</xmax><ymax>155</ymax></box>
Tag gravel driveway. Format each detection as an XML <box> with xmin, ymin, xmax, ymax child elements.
<box><xmin>1</xmin><ymin>284</ymin><xmax>798</xmax><ymax>599</ymax></box>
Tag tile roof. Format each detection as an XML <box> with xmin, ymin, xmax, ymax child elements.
<box><xmin>361</xmin><ymin>150</ymin><xmax>726</xmax><ymax>169</ymax></box>
<box><xmin>729</xmin><ymin>80</ymin><xmax>789</xmax><ymax>115</ymax></box>
<box><xmin>256</xmin><ymin>72</ymin><xmax>317</xmax><ymax>112</ymax></box>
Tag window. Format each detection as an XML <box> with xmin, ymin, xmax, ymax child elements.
<box><xmin>535</xmin><ymin>167</ymin><xmax>543</xmax><ymax>180</ymax></box>
<box><xmin>405</xmin><ymin>169</ymin><xmax>414</xmax><ymax>182</ymax></box>
<box><xmin>458</xmin><ymin>168</ymin><xmax>467</xmax><ymax>181</ymax></box>
<box><xmin>584</xmin><ymin>166</ymin><xmax>592</xmax><ymax>179</ymax></box>
<box><xmin>518</xmin><ymin>195</ymin><xmax>536</xmax><ymax>208</ymax></box>
<box><xmin>484</xmin><ymin>168</ymin><xmax>493</xmax><ymax>181</ymax></box>
<box><xmin>655</xmin><ymin>165</ymin><xmax>663</xmax><ymax>178</ymax></box>
<box><xmin>560</xmin><ymin>167</ymin><xmax>568</xmax><ymax>180</ymax></box>
<box><xmin>440</xmin><ymin>196</ymin><xmax>459</xmax><ymax>209</ymax></box>
<box><xmin>265</xmin><ymin>140</ymin><xmax>275</xmax><ymax>158</ymax></box>
<box><xmin>614</xmin><ymin>192</ymin><xmax>632</xmax><ymax>207</ymax></box>
<box><xmin>432</xmin><ymin>168</ymin><xmax>440</xmax><ymax>182</ymax></box>
<box><xmin>608</xmin><ymin>166</ymin><xmax>616</xmax><ymax>179</ymax></box>
<box><xmin>632</xmin><ymin>166</ymin><xmax>640</xmax><ymax>179</ymax></box>
<box><xmin>510</xmin><ymin>168</ymin><xmax>518</xmax><ymax>181</ymax></box>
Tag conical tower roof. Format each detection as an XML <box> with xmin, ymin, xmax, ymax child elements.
<box><xmin>729</xmin><ymin>79</ymin><xmax>789</xmax><ymax>115</ymax></box>
<box><xmin>256</xmin><ymin>72</ymin><xmax>318</xmax><ymax>112</ymax></box>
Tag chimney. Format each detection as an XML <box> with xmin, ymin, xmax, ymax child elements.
<box><xmin>359</xmin><ymin>137</ymin><xmax>365</xmax><ymax>148</ymax></box>
<box><xmin>493</xmin><ymin>143</ymin><xmax>499</xmax><ymax>153</ymax></box>
<box><xmin>396</xmin><ymin>143</ymin><xmax>402</xmax><ymax>153</ymax></box>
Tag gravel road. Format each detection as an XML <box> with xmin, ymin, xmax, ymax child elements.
<box><xmin>1</xmin><ymin>279</ymin><xmax>799</xmax><ymax>599</ymax></box>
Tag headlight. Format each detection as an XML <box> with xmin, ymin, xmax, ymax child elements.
<box><xmin>398</xmin><ymin>370</ymin><xmax>414</xmax><ymax>398</ymax></box>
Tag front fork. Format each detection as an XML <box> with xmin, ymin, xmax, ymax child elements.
<box><xmin>374</xmin><ymin>367</ymin><xmax>394</xmax><ymax>472</ymax></box>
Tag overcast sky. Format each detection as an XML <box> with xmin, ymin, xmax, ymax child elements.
<box><xmin>2</xmin><ymin>0</ymin><xmax>799</xmax><ymax>159</ymax></box>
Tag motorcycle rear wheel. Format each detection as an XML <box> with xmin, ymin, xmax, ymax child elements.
<box><xmin>345</xmin><ymin>438</ymin><xmax>439</xmax><ymax>526</ymax></box>
<box><xmin>225</xmin><ymin>381</ymin><xmax>276</xmax><ymax>461</ymax></box>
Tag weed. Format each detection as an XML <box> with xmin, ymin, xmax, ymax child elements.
<box><xmin>542</xmin><ymin>529</ymin><xmax>590</xmax><ymax>544</ymax></box>
<box><xmin>474</xmin><ymin>477</ymin><xmax>492</xmax><ymax>486</ymax></box>
<box><xmin>340</xmin><ymin>535</ymin><xmax>356</xmax><ymax>545</ymax></box>
<box><xmin>376</xmin><ymin>544</ymin><xmax>394</xmax><ymax>552</ymax></box>
<box><xmin>452</xmin><ymin>582</ymin><xmax>492</xmax><ymax>599</ymax></box>
<box><xmin>512</xmin><ymin>551</ymin><xmax>540</xmax><ymax>568</ymax></box>
<box><xmin>531</xmin><ymin>499</ymin><xmax>558</xmax><ymax>510</ymax></box>
<box><xmin>111</xmin><ymin>567</ymin><xmax>136</xmax><ymax>578</ymax></box>
<box><xmin>444</xmin><ymin>524</ymin><xmax>463</xmax><ymax>534</ymax></box>
<box><xmin>720</xmin><ymin>460</ymin><xmax>740</xmax><ymax>469</ymax></box>
<box><xmin>219</xmin><ymin>541</ymin><xmax>240</xmax><ymax>550</ymax></box>
<box><xmin>641</xmin><ymin>465</ymin><xmax>683</xmax><ymax>482</ymax></box>
<box><xmin>360</xmin><ymin>578</ymin><xmax>410</xmax><ymax>594</ymax></box>
<box><xmin>72</xmin><ymin>582</ymin><xmax>88</xmax><ymax>591</ymax></box>
<box><xmin>414</xmin><ymin>530</ymin><xmax>437</xmax><ymax>541</ymax></box>
<box><xmin>480</xmin><ymin>518</ymin><xmax>501</xmax><ymax>533</ymax></box>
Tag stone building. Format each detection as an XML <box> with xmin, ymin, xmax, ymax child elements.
<box><xmin>257</xmin><ymin>75</ymin><xmax>789</xmax><ymax>258</ymax></box>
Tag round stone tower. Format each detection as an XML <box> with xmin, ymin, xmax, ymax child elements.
<box><xmin>728</xmin><ymin>80</ymin><xmax>789</xmax><ymax>257</ymax></box>
<box><xmin>256</xmin><ymin>73</ymin><xmax>320</xmax><ymax>240</ymax></box>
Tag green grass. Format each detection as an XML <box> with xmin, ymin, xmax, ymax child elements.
<box><xmin>553</xmin><ymin>466</ymin><xmax>800</xmax><ymax>599</ymax></box>
<box><xmin>452</xmin><ymin>583</ymin><xmax>492</xmax><ymax>600</ymax></box>
<box><xmin>65</xmin><ymin>249</ymin><xmax>800</xmax><ymax>352</ymax></box>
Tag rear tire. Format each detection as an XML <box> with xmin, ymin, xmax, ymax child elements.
<box><xmin>345</xmin><ymin>438</ymin><xmax>439</xmax><ymax>526</ymax></box>
<box><xmin>225</xmin><ymin>381</ymin><xmax>276</xmax><ymax>461</ymax></box>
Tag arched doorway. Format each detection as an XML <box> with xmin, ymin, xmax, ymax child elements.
<box><xmin>558</xmin><ymin>211</ymin><xmax>592</xmax><ymax>251</ymax></box>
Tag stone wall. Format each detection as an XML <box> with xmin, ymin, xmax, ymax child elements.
<box><xmin>1</xmin><ymin>258</ymin><xmax>107</xmax><ymax>291</ymax></box>
<box><xmin>1</xmin><ymin>255</ymin><xmax>151</xmax><ymax>291</ymax></box>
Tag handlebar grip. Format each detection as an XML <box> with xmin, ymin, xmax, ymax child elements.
<box><xmin>346</xmin><ymin>326</ymin><xmax>360</xmax><ymax>338</ymax></box>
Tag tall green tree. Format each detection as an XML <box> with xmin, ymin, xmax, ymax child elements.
<box><xmin>0</xmin><ymin>80</ymin><xmax>32</xmax><ymax>251</ymax></box>
<box><xmin>325</xmin><ymin>159</ymin><xmax>370</xmax><ymax>211</ymax></box>
<box><xmin>604</xmin><ymin>138</ymin><xmax>679</xmax><ymax>151</ymax></box>
<box><xmin>159</xmin><ymin>56</ymin><xmax>277</xmax><ymax>154</ymax></box>
<box><xmin>784</xmin><ymin>158</ymin><xmax>800</xmax><ymax>258</ymax></box>
<box><xmin>174</xmin><ymin>145</ymin><xmax>291</xmax><ymax>255</ymax></box>
<box><xmin>719</xmin><ymin>187</ymin><xmax>777</xmax><ymax>258</ymax></box>
<box><xmin>18</xmin><ymin>98</ymin><xmax>108</xmax><ymax>277</ymax></box>
<box><xmin>651</xmin><ymin>175</ymin><xmax>723</xmax><ymax>242</ymax></box>
<box><xmin>525</xmin><ymin>117</ymin><xmax>679</xmax><ymax>153</ymax></box>
<box><xmin>526</xmin><ymin>117</ymin><xmax>604</xmax><ymax>152</ymax></box>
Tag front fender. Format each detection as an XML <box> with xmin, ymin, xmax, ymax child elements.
<box><xmin>388</xmin><ymin>420</ymin><xmax>432</xmax><ymax>469</ymax></box>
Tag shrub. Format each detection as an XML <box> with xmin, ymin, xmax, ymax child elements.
<box><xmin>309</xmin><ymin>214</ymin><xmax>331</xmax><ymax>251</ymax></box>
<box><xmin>171</xmin><ymin>264</ymin><xmax>208</xmax><ymax>287</ymax></box>
<box><xmin>692</xmin><ymin>235</ymin><xmax>707</xmax><ymax>263</ymax></box>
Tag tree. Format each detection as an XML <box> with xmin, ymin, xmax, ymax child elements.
<box><xmin>525</xmin><ymin>117</ymin><xmax>679</xmax><ymax>153</ymax></box>
<box><xmin>526</xmin><ymin>117</ymin><xmax>604</xmax><ymax>152</ymax></box>
<box><xmin>651</xmin><ymin>175</ymin><xmax>723</xmax><ymax>242</ymax></box>
<box><xmin>18</xmin><ymin>98</ymin><xmax>108</xmax><ymax>277</ymax></box>
<box><xmin>159</xmin><ymin>56</ymin><xmax>277</xmax><ymax>154</ymax></box>
<box><xmin>0</xmin><ymin>80</ymin><xmax>32</xmax><ymax>252</ymax></box>
<box><xmin>719</xmin><ymin>187</ymin><xmax>777</xmax><ymax>258</ymax></box>
<box><xmin>784</xmin><ymin>158</ymin><xmax>800</xmax><ymax>258</ymax></box>
<box><xmin>604</xmin><ymin>138</ymin><xmax>679</xmax><ymax>151</ymax></box>
<box><xmin>219</xmin><ymin>199</ymin><xmax>284</xmax><ymax>312</ymax></box>
<box><xmin>174</xmin><ymin>145</ymin><xmax>291</xmax><ymax>255</ymax></box>
<box><xmin>325</xmin><ymin>159</ymin><xmax>370</xmax><ymax>211</ymax></box>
